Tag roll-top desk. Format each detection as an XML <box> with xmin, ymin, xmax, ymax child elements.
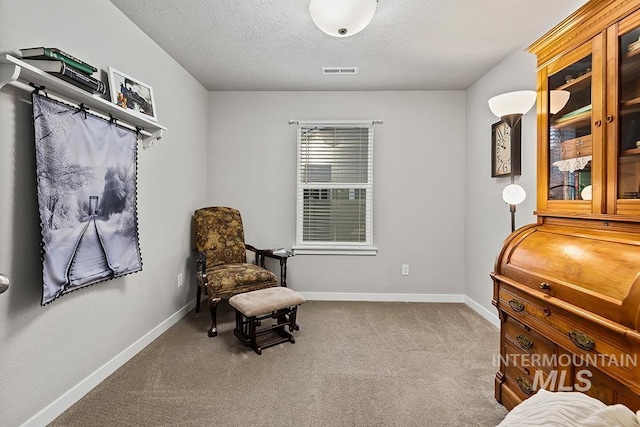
<box><xmin>492</xmin><ymin>0</ymin><xmax>640</xmax><ymax>411</ymax></box>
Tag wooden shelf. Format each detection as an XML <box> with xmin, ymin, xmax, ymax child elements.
<box><xmin>621</xmin><ymin>97</ymin><xmax>640</xmax><ymax>107</ymax></box>
<box><xmin>551</xmin><ymin>111</ymin><xmax>591</xmax><ymax>129</ymax></box>
<box><xmin>0</xmin><ymin>53</ymin><xmax>166</xmax><ymax>148</ymax></box>
<box><xmin>620</xmin><ymin>97</ymin><xmax>640</xmax><ymax>116</ymax></box>
<box><xmin>621</xmin><ymin>147</ymin><xmax>640</xmax><ymax>157</ymax></box>
<box><xmin>555</xmin><ymin>72</ymin><xmax>591</xmax><ymax>92</ymax></box>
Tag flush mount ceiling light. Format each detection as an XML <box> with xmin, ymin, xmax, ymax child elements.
<box><xmin>309</xmin><ymin>0</ymin><xmax>378</xmax><ymax>37</ymax></box>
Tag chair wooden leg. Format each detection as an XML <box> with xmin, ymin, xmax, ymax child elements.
<box><xmin>208</xmin><ymin>298</ymin><xmax>221</xmax><ymax>337</ymax></box>
<box><xmin>195</xmin><ymin>285</ymin><xmax>202</xmax><ymax>313</ymax></box>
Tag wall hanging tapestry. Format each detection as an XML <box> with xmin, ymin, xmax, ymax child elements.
<box><xmin>32</xmin><ymin>93</ymin><xmax>142</xmax><ymax>305</ymax></box>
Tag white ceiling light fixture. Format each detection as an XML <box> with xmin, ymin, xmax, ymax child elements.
<box><xmin>309</xmin><ymin>0</ymin><xmax>378</xmax><ymax>37</ymax></box>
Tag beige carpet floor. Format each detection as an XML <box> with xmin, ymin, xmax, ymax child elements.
<box><xmin>51</xmin><ymin>301</ymin><xmax>508</xmax><ymax>426</ymax></box>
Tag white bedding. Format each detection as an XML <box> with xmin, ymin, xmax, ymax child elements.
<box><xmin>497</xmin><ymin>389</ymin><xmax>640</xmax><ymax>427</ymax></box>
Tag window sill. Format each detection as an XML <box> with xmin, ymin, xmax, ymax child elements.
<box><xmin>292</xmin><ymin>245</ymin><xmax>378</xmax><ymax>256</ymax></box>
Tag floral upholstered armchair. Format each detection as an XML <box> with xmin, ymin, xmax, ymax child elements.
<box><xmin>193</xmin><ymin>207</ymin><xmax>278</xmax><ymax>337</ymax></box>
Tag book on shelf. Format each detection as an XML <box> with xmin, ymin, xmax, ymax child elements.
<box><xmin>555</xmin><ymin>104</ymin><xmax>592</xmax><ymax>123</ymax></box>
<box><xmin>23</xmin><ymin>59</ymin><xmax>106</xmax><ymax>95</ymax></box>
<box><xmin>19</xmin><ymin>47</ymin><xmax>97</xmax><ymax>75</ymax></box>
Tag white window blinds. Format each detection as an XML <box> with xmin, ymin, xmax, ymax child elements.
<box><xmin>294</xmin><ymin>121</ymin><xmax>376</xmax><ymax>255</ymax></box>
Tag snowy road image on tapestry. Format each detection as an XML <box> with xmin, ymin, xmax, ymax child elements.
<box><xmin>32</xmin><ymin>93</ymin><xmax>142</xmax><ymax>305</ymax></box>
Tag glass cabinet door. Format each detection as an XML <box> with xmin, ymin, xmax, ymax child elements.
<box><xmin>547</xmin><ymin>55</ymin><xmax>593</xmax><ymax>202</ymax></box>
<box><xmin>617</xmin><ymin>22</ymin><xmax>640</xmax><ymax>214</ymax></box>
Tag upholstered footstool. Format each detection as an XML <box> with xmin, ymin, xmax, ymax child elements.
<box><xmin>229</xmin><ymin>287</ymin><xmax>305</xmax><ymax>355</ymax></box>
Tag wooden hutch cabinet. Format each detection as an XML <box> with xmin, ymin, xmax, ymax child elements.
<box><xmin>492</xmin><ymin>0</ymin><xmax>640</xmax><ymax>411</ymax></box>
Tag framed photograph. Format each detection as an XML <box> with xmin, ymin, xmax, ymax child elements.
<box><xmin>491</xmin><ymin>120</ymin><xmax>521</xmax><ymax>178</ymax></box>
<box><xmin>108</xmin><ymin>67</ymin><xmax>157</xmax><ymax>121</ymax></box>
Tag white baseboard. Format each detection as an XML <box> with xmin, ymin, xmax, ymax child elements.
<box><xmin>22</xmin><ymin>299</ymin><xmax>197</xmax><ymax>427</ymax></box>
<box><xmin>464</xmin><ymin>295</ymin><xmax>499</xmax><ymax>328</ymax></box>
<box><xmin>299</xmin><ymin>293</ymin><xmax>499</xmax><ymax>328</ymax></box>
<box><xmin>299</xmin><ymin>292</ymin><xmax>465</xmax><ymax>303</ymax></box>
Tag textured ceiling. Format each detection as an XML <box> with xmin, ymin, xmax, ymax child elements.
<box><xmin>109</xmin><ymin>0</ymin><xmax>588</xmax><ymax>91</ymax></box>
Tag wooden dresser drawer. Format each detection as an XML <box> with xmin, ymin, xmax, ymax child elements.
<box><xmin>561</xmin><ymin>135</ymin><xmax>592</xmax><ymax>159</ymax></box>
<box><xmin>498</xmin><ymin>286</ymin><xmax>568</xmax><ymax>336</ymax></box>
<box><xmin>498</xmin><ymin>284</ymin><xmax>637</xmax><ymax>386</ymax></box>
<box><xmin>504</xmin><ymin>339</ymin><xmax>551</xmax><ymax>381</ymax></box>
<box><xmin>502</xmin><ymin>361</ymin><xmax>571</xmax><ymax>400</ymax></box>
<box><xmin>497</xmin><ymin>382</ymin><xmax>522</xmax><ymax>411</ymax></box>
<box><xmin>585</xmin><ymin>366</ymin><xmax>618</xmax><ymax>405</ymax></box>
<box><xmin>501</xmin><ymin>344</ymin><xmax>635</xmax><ymax>406</ymax></box>
<box><xmin>503</xmin><ymin>316</ymin><xmax>555</xmax><ymax>359</ymax></box>
<box><xmin>503</xmin><ymin>363</ymin><xmax>537</xmax><ymax>401</ymax></box>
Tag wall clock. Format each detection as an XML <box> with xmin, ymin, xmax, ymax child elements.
<box><xmin>491</xmin><ymin>120</ymin><xmax>521</xmax><ymax>178</ymax></box>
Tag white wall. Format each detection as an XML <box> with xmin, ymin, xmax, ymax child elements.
<box><xmin>0</xmin><ymin>1</ymin><xmax>209</xmax><ymax>425</ymax></box>
<box><xmin>463</xmin><ymin>51</ymin><xmax>538</xmax><ymax>322</ymax></box>
<box><xmin>462</xmin><ymin>0</ymin><xmax>588</xmax><ymax>321</ymax></box>
<box><xmin>208</xmin><ymin>91</ymin><xmax>467</xmax><ymax>298</ymax></box>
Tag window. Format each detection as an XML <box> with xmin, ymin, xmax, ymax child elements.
<box><xmin>293</xmin><ymin>121</ymin><xmax>377</xmax><ymax>255</ymax></box>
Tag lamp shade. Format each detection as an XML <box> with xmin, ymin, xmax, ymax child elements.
<box><xmin>309</xmin><ymin>0</ymin><xmax>377</xmax><ymax>37</ymax></box>
<box><xmin>581</xmin><ymin>185</ymin><xmax>593</xmax><ymax>201</ymax></box>
<box><xmin>550</xmin><ymin>90</ymin><xmax>570</xmax><ymax>114</ymax></box>
<box><xmin>0</xmin><ymin>273</ymin><xmax>8</xmax><ymax>294</ymax></box>
<box><xmin>502</xmin><ymin>184</ymin><xmax>526</xmax><ymax>205</ymax></box>
<box><xmin>488</xmin><ymin>90</ymin><xmax>537</xmax><ymax>119</ymax></box>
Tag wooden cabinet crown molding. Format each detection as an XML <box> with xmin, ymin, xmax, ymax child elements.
<box><xmin>528</xmin><ymin>0</ymin><xmax>640</xmax><ymax>67</ymax></box>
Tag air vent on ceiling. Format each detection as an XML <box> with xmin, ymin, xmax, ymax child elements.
<box><xmin>322</xmin><ymin>67</ymin><xmax>358</xmax><ymax>75</ymax></box>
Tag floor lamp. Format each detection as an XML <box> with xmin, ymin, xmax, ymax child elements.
<box><xmin>488</xmin><ymin>90</ymin><xmax>537</xmax><ymax>232</ymax></box>
<box><xmin>502</xmin><ymin>184</ymin><xmax>526</xmax><ymax>232</ymax></box>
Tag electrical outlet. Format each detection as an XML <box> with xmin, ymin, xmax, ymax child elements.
<box><xmin>177</xmin><ymin>273</ymin><xmax>184</xmax><ymax>288</ymax></box>
<box><xmin>402</xmin><ymin>264</ymin><xmax>409</xmax><ymax>276</ymax></box>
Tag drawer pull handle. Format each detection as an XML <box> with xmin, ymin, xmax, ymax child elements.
<box><xmin>576</xmin><ymin>140</ymin><xmax>583</xmax><ymax>146</ymax></box>
<box><xmin>540</xmin><ymin>282</ymin><xmax>551</xmax><ymax>291</ymax></box>
<box><xmin>517</xmin><ymin>376</ymin><xmax>534</xmax><ymax>395</ymax></box>
<box><xmin>544</xmin><ymin>307</ymin><xmax>551</xmax><ymax>316</ymax></box>
<box><xmin>568</xmin><ymin>330</ymin><xmax>595</xmax><ymax>351</ymax></box>
<box><xmin>508</xmin><ymin>299</ymin><xmax>525</xmax><ymax>312</ymax></box>
<box><xmin>517</xmin><ymin>334</ymin><xmax>534</xmax><ymax>350</ymax></box>
<box><xmin>606</xmin><ymin>115</ymin><xmax>614</xmax><ymax>123</ymax></box>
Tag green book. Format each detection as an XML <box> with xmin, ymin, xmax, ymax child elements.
<box><xmin>556</xmin><ymin>104</ymin><xmax>592</xmax><ymax>122</ymax></box>
<box><xmin>19</xmin><ymin>47</ymin><xmax>97</xmax><ymax>75</ymax></box>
